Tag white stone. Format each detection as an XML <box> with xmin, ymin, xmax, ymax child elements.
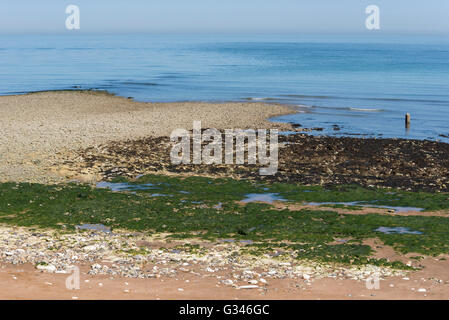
<box><xmin>83</xmin><ymin>245</ymin><xmax>98</xmax><ymax>252</ymax></box>
<box><xmin>36</xmin><ymin>264</ymin><xmax>56</xmax><ymax>273</ymax></box>
<box><xmin>238</xmin><ymin>285</ymin><xmax>259</xmax><ymax>289</ymax></box>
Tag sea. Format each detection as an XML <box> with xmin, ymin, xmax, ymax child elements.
<box><xmin>1</xmin><ymin>33</ymin><xmax>449</xmax><ymax>141</ymax></box>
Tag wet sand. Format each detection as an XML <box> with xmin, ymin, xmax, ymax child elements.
<box><xmin>0</xmin><ymin>221</ymin><xmax>448</xmax><ymax>300</ymax></box>
<box><xmin>1</xmin><ymin>254</ymin><xmax>448</xmax><ymax>300</ymax></box>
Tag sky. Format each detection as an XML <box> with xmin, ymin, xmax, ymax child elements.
<box><xmin>0</xmin><ymin>0</ymin><xmax>448</xmax><ymax>34</ymax></box>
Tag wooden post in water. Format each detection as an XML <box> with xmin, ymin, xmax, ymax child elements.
<box><xmin>405</xmin><ymin>113</ymin><xmax>411</xmax><ymax>129</ymax></box>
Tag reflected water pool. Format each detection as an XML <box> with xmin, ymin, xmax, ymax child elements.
<box><xmin>375</xmin><ymin>227</ymin><xmax>423</xmax><ymax>235</ymax></box>
<box><xmin>241</xmin><ymin>193</ymin><xmax>287</xmax><ymax>204</ymax></box>
<box><xmin>305</xmin><ymin>201</ymin><xmax>423</xmax><ymax>212</ymax></box>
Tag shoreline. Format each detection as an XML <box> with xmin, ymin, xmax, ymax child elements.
<box><xmin>1</xmin><ymin>89</ymin><xmax>449</xmax><ymax>300</ymax></box>
<box><xmin>0</xmin><ymin>90</ymin><xmax>295</xmax><ymax>184</ymax></box>
<box><xmin>1</xmin><ymin>90</ymin><xmax>449</xmax><ymax>189</ymax></box>
<box><xmin>4</xmin><ymin>89</ymin><xmax>448</xmax><ymax>143</ymax></box>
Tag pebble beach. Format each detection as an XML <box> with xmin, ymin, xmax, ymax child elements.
<box><xmin>0</xmin><ymin>90</ymin><xmax>449</xmax><ymax>300</ymax></box>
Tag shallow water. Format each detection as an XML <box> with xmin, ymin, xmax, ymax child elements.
<box><xmin>375</xmin><ymin>227</ymin><xmax>423</xmax><ymax>235</ymax></box>
<box><xmin>2</xmin><ymin>34</ymin><xmax>449</xmax><ymax>141</ymax></box>
<box><xmin>96</xmin><ymin>181</ymin><xmax>157</xmax><ymax>192</ymax></box>
<box><xmin>242</xmin><ymin>193</ymin><xmax>287</xmax><ymax>203</ymax></box>
<box><xmin>305</xmin><ymin>201</ymin><xmax>423</xmax><ymax>212</ymax></box>
<box><xmin>96</xmin><ymin>181</ymin><xmax>173</xmax><ymax>197</ymax></box>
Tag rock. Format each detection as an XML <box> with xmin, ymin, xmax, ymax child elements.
<box><xmin>248</xmin><ymin>280</ymin><xmax>258</xmax><ymax>285</ymax></box>
<box><xmin>302</xmin><ymin>274</ymin><xmax>311</xmax><ymax>280</ymax></box>
<box><xmin>36</xmin><ymin>264</ymin><xmax>56</xmax><ymax>273</ymax></box>
<box><xmin>222</xmin><ymin>279</ymin><xmax>234</xmax><ymax>285</ymax></box>
<box><xmin>238</xmin><ymin>285</ymin><xmax>259</xmax><ymax>290</ymax></box>
<box><xmin>83</xmin><ymin>245</ymin><xmax>98</xmax><ymax>252</ymax></box>
<box><xmin>418</xmin><ymin>288</ymin><xmax>427</xmax><ymax>292</ymax></box>
<box><xmin>91</xmin><ymin>263</ymin><xmax>102</xmax><ymax>270</ymax></box>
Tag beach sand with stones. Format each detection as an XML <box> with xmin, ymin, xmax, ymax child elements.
<box><xmin>1</xmin><ymin>225</ymin><xmax>448</xmax><ymax>300</ymax></box>
<box><xmin>0</xmin><ymin>90</ymin><xmax>293</xmax><ymax>184</ymax></box>
<box><xmin>1</xmin><ymin>90</ymin><xmax>449</xmax><ymax>299</ymax></box>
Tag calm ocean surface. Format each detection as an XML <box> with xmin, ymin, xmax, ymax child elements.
<box><xmin>1</xmin><ymin>34</ymin><xmax>449</xmax><ymax>141</ymax></box>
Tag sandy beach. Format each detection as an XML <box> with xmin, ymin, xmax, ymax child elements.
<box><xmin>0</xmin><ymin>224</ymin><xmax>447</xmax><ymax>300</ymax></box>
<box><xmin>0</xmin><ymin>90</ymin><xmax>294</xmax><ymax>184</ymax></box>
<box><xmin>1</xmin><ymin>90</ymin><xmax>449</xmax><ymax>301</ymax></box>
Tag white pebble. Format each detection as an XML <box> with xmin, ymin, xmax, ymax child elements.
<box><xmin>238</xmin><ymin>285</ymin><xmax>259</xmax><ymax>290</ymax></box>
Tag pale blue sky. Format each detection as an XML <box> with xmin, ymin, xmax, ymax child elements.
<box><xmin>1</xmin><ymin>0</ymin><xmax>448</xmax><ymax>34</ymax></box>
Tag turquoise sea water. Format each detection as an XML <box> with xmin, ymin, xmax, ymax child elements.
<box><xmin>1</xmin><ymin>34</ymin><xmax>449</xmax><ymax>141</ymax></box>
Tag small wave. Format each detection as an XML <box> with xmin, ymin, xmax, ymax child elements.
<box><xmin>282</xmin><ymin>94</ymin><xmax>336</xmax><ymax>99</ymax></box>
<box><xmin>296</xmin><ymin>104</ymin><xmax>313</xmax><ymax>108</ymax></box>
<box><xmin>121</xmin><ymin>81</ymin><xmax>161</xmax><ymax>86</ymax></box>
<box><xmin>349</xmin><ymin>107</ymin><xmax>383</xmax><ymax>112</ymax></box>
<box><xmin>282</xmin><ymin>94</ymin><xmax>449</xmax><ymax>105</ymax></box>
<box><xmin>246</xmin><ymin>97</ymin><xmax>271</xmax><ymax>101</ymax></box>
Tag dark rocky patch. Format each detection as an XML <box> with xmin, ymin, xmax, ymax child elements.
<box><xmin>66</xmin><ymin>134</ymin><xmax>449</xmax><ymax>192</ymax></box>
